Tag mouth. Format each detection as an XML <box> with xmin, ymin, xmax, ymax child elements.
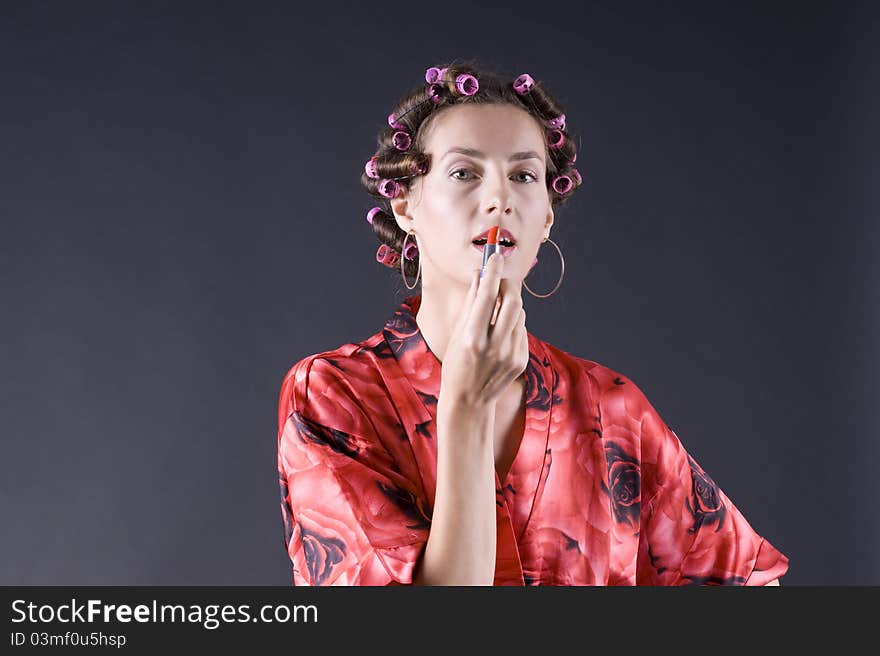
<box><xmin>471</xmin><ymin>227</ymin><xmax>517</xmax><ymax>245</ymax></box>
<box><xmin>471</xmin><ymin>238</ymin><xmax>517</xmax><ymax>256</ymax></box>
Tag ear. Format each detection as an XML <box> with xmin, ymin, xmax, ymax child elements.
<box><xmin>543</xmin><ymin>206</ymin><xmax>555</xmax><ymax>239</ymax></box>
<box><xmin>389</xmin><ymin>193</ymin><xmax>415</xmax><ymax>234</ymax></box>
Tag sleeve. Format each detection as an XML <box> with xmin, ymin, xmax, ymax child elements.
<box><xmin>629</xmin><ymin>379</ymin><xmax>791</xmax><ymax>586</ymax></box>
<box><xmin>277</xmin><ymin>357</ymin><xmax>431</xmax><ymax>586</ymax></box>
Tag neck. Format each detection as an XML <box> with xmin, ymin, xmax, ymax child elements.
<box><xmin>414</xmin><ymin>279</ymin><xmax>468</xmax><ymax>364</ymax></box>
<box><xmin>414</xmin><ymin>274</ymin><xmax>528</xmax><ymax>391</ymax></box>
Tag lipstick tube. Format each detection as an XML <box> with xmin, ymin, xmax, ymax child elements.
<box><xmin>479</xmin><ymin>225</ymin><xmax>501</xmax><ymax>280</ymax></box>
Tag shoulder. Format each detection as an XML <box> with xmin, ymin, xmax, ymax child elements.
<box><xmin>534</xmin><ymin>336</ymin><xmax>652</xmax><ymax>413</ymax></box>
<box><xmin>534</xmin><ymin>336</ymin><xmax>673</xmax><ymax>446</ymax></box>
<box><xmin>277</xmin><ymin>332</ymin><xmax>385</xmax><ymax>436</ymax></box>
<box><xmin>538</xmin><ymin>339</ymin><xmax>686</xmax><ymax>492</ymax></box>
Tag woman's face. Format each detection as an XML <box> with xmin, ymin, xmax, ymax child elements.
<box><xmin>391</xmin><ymin>103</ymin><xmax>554</xmax><ymax>288</ymax></box>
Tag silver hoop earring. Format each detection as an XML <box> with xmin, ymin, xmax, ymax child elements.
<box><xmin>400</xmin><ymin>230</ymin><xmax>421</xmax><ymax>290</ymax></box>
<box><xmin>523</xmin><ymin>237</ymin><xmax>564</xmax><ymax>298</ymax></box>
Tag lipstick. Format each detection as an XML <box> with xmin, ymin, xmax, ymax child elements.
<box><xmin>479</xmin><ymin>225</ymin><xmax>501</xmax><ymax>280</ymax></box>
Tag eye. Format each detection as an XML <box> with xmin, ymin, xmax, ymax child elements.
<box><xmin>516</xmin><ymin>170</ymin><xmax>539</xmax><ymax>183</ymax></box>
<box><xmin>450</xmin><ymin>168</ymin><xmax>540</xmax><ymax>183</ymax></box>
<box><xmin>450</xmin><ymin>168</ymin><xmax>474</xmax><ymax>181</ymax></box>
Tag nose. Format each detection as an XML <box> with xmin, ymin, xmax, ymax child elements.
<box><xmin>482</xmin><ymin>169</ymin><xmax>513</xmax><ymax>217</ymax></box>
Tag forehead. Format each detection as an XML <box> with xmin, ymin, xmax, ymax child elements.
<box><xmin>422</xmin><ymin>103</ymin><xmax>545</xmax><ymax>154</ymax></box>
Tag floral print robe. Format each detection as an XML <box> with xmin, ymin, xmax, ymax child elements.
<box><xmin>277</xmin><ymin>294</ymin><xmax>790</xmax><ymax>586</ymax></box>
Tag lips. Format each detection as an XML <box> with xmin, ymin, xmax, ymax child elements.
<box><xmin>471</xmin><ymin>227</ymin><xmax>517</xmax><ymax>246</ymax></box>
<box><xmin>472</xmin><ymin>242</ymin><xmax>516</xmax><ymax>256</ymax></box>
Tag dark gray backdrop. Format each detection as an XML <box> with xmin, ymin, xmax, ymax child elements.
<box><xmin>1</xmin><ymin>1</ymin><xmax>876</xmax><ymax>585</ymax></box>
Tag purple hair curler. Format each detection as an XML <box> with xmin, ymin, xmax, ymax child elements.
<box><xmin>365</xmin><ymin>157</ymin><xmax>379</xmax><ymax>179</ymax></box>
<box><xmin>513</xmin><ymin>73</ymin><xmax>534</xmax><ymax>95</ymax></box>
<box><xmin>366</xmin><ymin>206</ymin><xmax>383</xmax><ymax>224</ymax></box>
<box><xmin>552</xmin><ymin>174</ymin><xmax>573</xmax><ymax>195</ymax></box>
<box><xmin>547</xmin><ymin>114</ymin><xmax>566</xmax><ymax>130</ymax></box>
<box><xmin>428</xmin><ymin>83</ymin><xmax>444</xmax><ymax>104</ymax></box>
<box><xmin>378</xmin><ymin>179</ymin><xmax>400</xmax><ymax>198</ymax></box>
<box><xmin>455</xmin><ymin>73</ymin><xmax>479</xmax><ymax>96</ymax></box>
<box><xmin>376</xmin><ymin>244</ymin><xmax>400</xmax><ymax>267</ymax></box>
<box><xmin>547</xmin><ymin>129</ymin><xmax>565</xmax><ymax>150</ymax></box>
<box><xmin>392</xmin><ymin>131</ymin><xmax>411</xmax><ymax>151</ymax></box>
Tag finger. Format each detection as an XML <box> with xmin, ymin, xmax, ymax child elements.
<box><xmin>474</xmin><ymin>251</ymin><xmax>504</xmax><ymax>328</ymax></box>
<box><xmin>489</xmin><ymin>278</ymin><xmax>505</xmax><ymax>328</ymax></box>
<box><xmin>489</xmin><ymin>295</ymin><xmax>502</xmax><ymax>327</ymax></box>
<box><xmin>458</xmin><ymin>266</ymin><xmax>482</xmax><ymax>328</ymax></box>
<box><xmin>517</xmin><ymin>313</ymin><xmax>529</xmax><ymax>371</ymax></box>
<box><xmin>489</xmin><ymin>277</ymin><xmax>524</xmax><ymax>339</ymax></box>
<box><xmin>490</xmin><ymin>263</ymin><xmax>523</xmax><ymax>327</ymax></box>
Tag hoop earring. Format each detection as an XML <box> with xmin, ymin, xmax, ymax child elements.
<box><xmin>400</xmin><ymin>230</ymin><xmax>421</xmax><ymax>290</ymax></box>
<box><xmin>523</xmin><ymin>237</ymin><xmax>564</xmax><ymax>298</ymax></box>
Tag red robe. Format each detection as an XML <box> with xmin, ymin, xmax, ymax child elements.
<box><xmin>277</xmin><ymin>294</ymin><xmax>790</xmax><ymax>585</ymax></box>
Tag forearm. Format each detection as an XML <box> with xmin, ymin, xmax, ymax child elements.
<box><xmin>413</xmin><ymin>399</ymin><xmax>497</xmax><ymax>585</ymax></box>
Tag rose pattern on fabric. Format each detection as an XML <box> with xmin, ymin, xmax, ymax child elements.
<box><xmin>291</xmin><ymin>411</ymin><xmax>358</xmax><ymax>458</ymax></box>
<box><xmin>685</xmin><ymin>453</ymin><xmax>727</xmax><ymax>534</ymax></box>
<box><xmin>529</xmin><ymin>525</ymin><xmax>585</xmax><ymax>585</ymax></box>
<box><xmin>646</xmin><ymin>545</ymin><xmax>667</xmax><ymax>576</ymax></box>
<box><xmin>682</xmin><ymin>573</ymin><xmax>747</xmax><ymax>586</ymax></box>
<box><xmin>382</xmin><ymin>306</ymin><xmax>422</xmax><ymax>359</ymax></box>
<box><xmin>377</xmin><ymin>480</ymin><xmax>432</xmax><ymax>530</ymax></box>
<box><xmin>362</xmin><ymin>337</ymin><xmax>395</xmax><ymax>361</ymax></box>
<box><xmin>524</xmin><ymin>351</ymin><xmax>557</xmax><ymax>412</ymax></box>
<box><xmin>414</xmin><ymin>390</ymin><xmax>438</xmax><ymax>410</ymax></box>
<box><xmin>300</xmin><ymin>525</ymin><xmax>346</xmax><ymax>586</ymax></box>
<box><xmin>601</xmin><ymin>441</ymin><xmax>641</xmax><ymax>527</ymax></box>
<box><xmin>278</xmin><ymin>473</ymin><xmax>293</xmax><ymax>549</ymax></box>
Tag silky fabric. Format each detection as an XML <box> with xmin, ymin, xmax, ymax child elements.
<box><xmin>277</xmin><ymin>294</ymin><xmax>790</xmax><ymax>586</ymax></box>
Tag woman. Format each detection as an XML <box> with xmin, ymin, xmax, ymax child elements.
<box><xmin>277</xmin><ymin>60</ymin><xmax>789</xmax><ymax>586</ymax></box>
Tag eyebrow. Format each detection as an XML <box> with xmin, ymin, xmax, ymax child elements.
<box><xmin>441</xmin><ymin>147</ymin><xmax>543</xmax><ymax>163</ymax></box>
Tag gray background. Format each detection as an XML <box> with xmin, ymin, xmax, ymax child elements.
<box><xmin>1</xmin><ymin>1</ymin><xmax>876</xmax><ymax>585</ymax></box>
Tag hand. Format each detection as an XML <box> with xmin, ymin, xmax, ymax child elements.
<box><xmin>438</xmin><ymin>252</ymin><xmax>529</xmax><ymax>411</ymax></box>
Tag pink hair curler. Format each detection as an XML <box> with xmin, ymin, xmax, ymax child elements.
<box><xmin>455</xmin><ymin>73</ymin><xmax>479</xmax><ymax>96</ymax></box>
<box><xmin>376</xmin><ymin>244</ymin><xmax>400</xmax><ymax>267</ymax></box>
<box><xmin>547</xmin><ymin>129</ymin><xmax>565</xmax><ymax>150</ymax></box>
<box><xmin>552</xmin><ymin>174</ymin><xmax>573</xmax><ymax>194</ymax></box>
<box><xmin>428</xmin><ymin>83</ymin><xmax>444</xmax><ymax>104</ymax></box>
<box><xmin>366</xmin><ymin>206</ymin><xmax>383</xmax><ymax>224</ymax></box>
<box><xmin>392</xmin><ymin>131</ymin><xmax>411</xmax><ymax>151</ymax></box>
<box><xmin>378</xmin><ymin>179</ymin><xmax>400</xmax><ymax>198</ymax></box>
<box><xmin>365</xmin><ymin>157</ymin><xmax>379</xmax><ymax>179</ymax></box>
<box><xmin>425</xmin><ymin>66</ymin><xmax>448</xmax><ymax>85</ymax></box>
<box><xmin>547</xmin><ymin>114</ymin><xmax>566</xmax><ymax>130</ymax></box>
<box><xmin>513</xmin><ymin>73</ymin><xmax>534</xmax><ymax>95</ymax></box>
<box><xmin>570</xmin><ymin>168</ymin><xmax>582</xmax><ymax>185</ymax></box>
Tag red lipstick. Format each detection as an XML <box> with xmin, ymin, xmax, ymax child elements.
<box><xmin>479</xmin><ymin>225</ymin><xmax>501</xmax><ymax>280</ymax></box>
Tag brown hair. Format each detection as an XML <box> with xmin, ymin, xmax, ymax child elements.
<box><xmin>361</xmin><ymin>58</ymin><xmax>582</xmax><ymax>282</ymax></box>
